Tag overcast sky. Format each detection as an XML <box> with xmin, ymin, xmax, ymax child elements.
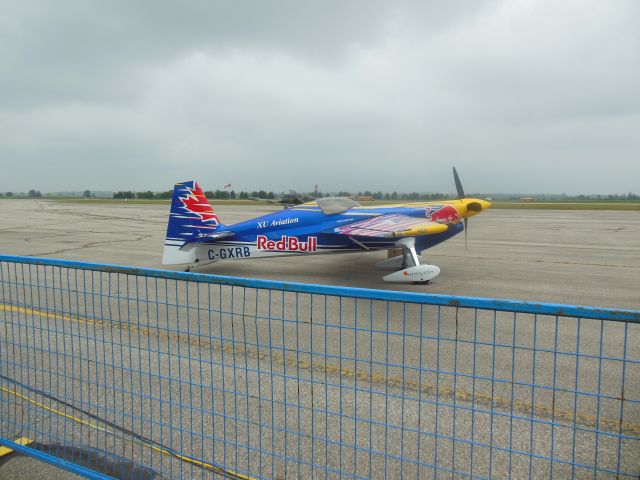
<box><xmin>1</xmin><ymin>1</ymin><xmax>639</xmax><ymax>194</ymax></box>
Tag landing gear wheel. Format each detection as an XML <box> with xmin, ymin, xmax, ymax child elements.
<box><xmin>382</xmin><ymin>237</ymin><xmax>440</xmax><ymax>283</ymax></box>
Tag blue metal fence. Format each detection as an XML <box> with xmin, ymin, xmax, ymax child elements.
<box><xmin>0</xmin><ymin>254</ymin><xmax>639</xmax><ymax>479</ymax></box>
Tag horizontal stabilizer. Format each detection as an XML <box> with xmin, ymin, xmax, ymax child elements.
<box><xmin>183</xmin><ymin>230</ymin><xmax>235</xmax><ymax>246</ymax></box>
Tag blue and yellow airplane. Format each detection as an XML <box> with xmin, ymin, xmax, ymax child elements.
<box><xmin>163</xmin><ymin>168</ymin><xmax>491</xmax><ymax>283</ymax></box>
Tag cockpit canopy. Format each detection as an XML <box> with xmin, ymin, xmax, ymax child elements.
<box><xmin>316</xmin><ymin>197</ymin><xmax>361</xmax><ymax>215</ymax></box>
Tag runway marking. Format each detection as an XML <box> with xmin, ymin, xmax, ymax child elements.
<box><xmin>0</xmin><ymin>436</ymin><xmax>34</xmax><ymax>458</ymax></box>
<box><xmin>2</xmin><ymin>303</ymin><xmax>639</xmax><ymax>437</ymax></box>
<box><xmin>0</xmin><ymin>384</ymin><xmax>255</xmax><ymax>479</ymax></box>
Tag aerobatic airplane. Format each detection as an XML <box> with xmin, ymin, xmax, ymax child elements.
<box><xmin>162</xmin><ymin>168</ymin><xmax>491</xmax><ymax>283</ymax></box>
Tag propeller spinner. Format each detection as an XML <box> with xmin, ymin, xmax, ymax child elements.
<box><xmin>452</xmin><ymin>167</ymin><xmax>489</xmax><ymax>250</ymax></box>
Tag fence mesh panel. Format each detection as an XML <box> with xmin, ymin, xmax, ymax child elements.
<box><xmin>1</xmin><ymin>257</ymin><xmax>639</xmax><ymax>479</ymax></box>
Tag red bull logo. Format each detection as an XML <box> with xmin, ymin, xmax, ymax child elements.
<box><xmin>426</xmin><ymin>205</ymin><xmax>459</xmax><ymax>224</ymax></box>
<box><xmin>257</xmin><ymin>235</ymin><xmax>318</xmax><ymax>252</ymax></box>
<box><xmin>179</xmin><ymin>183</ymin><xmax>219</xmax><ymax>224</ymax></box>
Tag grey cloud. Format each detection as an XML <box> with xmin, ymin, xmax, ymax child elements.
<box><xmin>1</xmin><ymin>0</ymin><xmax>638</xmax><ymax>194</ymax></box>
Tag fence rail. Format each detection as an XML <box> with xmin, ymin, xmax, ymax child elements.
<box><xmin>1</xmin><ymin>254</ymin><xmax>639</xmax><ymax>479</ymax></box>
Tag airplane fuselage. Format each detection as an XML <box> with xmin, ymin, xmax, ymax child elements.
<box><xmin>163</xmin><ymin>172</ymin><xmax>491</xmax><ymax>282</ymax></box>
<box><xmin>190</xmin><ymin>201</ymin><xmax>477</xmax><ymax>264</ymax></box>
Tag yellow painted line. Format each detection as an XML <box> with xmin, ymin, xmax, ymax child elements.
<box><xmin>1</xmin><ymin>385</ymin><xmax>108</xmax><ymax>432</ymax></box>
<box><xmin>0</xmin><ymin>385</ymin><xmax>255</xmax><ymax>480</ymax></box>
<box><xmin>0</xmin><ymin>436</ymin><xmax>34</xmax><ymax>458</ymax></box>
<box><xmin>0</xmin><ymin>304</ymin><xmax>99</xmax><ymax>325</ymax></box>
<box><xmin>2</xmin><ymin>302</ymin><xmax>639</xmax><ymax>437</ymax></box>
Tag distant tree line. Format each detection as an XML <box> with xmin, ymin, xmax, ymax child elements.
<box><xmin>572</xmin><ymin>193</ymin><xmax>638</xmax><ymax>201</ymax></box>
<box><xmin>0</xmin><ymin>189</ymin><xmax>636</xmax><ymax>201</ymax></box>
<box><xmin>500</xmin><ymin>193</ymin><xmax>639</xmax><ymax>201</ymax></box>
<box><xmin>112</xmin><ymin>190</ymin><xmax>185</xmax><ymax>200</ymax></box>
<box><xmin>351</xmin><ymin>191</ymin><xmax>450</xmax><ymax>200</ymax></box>
<box><xmin>0</xmin><ymin>190</ymin><xmax>41</xmax><ymax>198</ymax></box>
<box><xmin>112</xmin><ymin>190</ymin><xmax>277</xmax><ymax>200</ymax></box>
<box><xmin>108</xmin><ymin>190</ymin><xmax>454</xmax><ymax>200</ymax></box>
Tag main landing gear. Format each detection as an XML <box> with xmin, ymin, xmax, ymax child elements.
<box><xmin>375</xmin><ymin>237</ymin><xmax>441</xmax><ymax>284</ymax></box>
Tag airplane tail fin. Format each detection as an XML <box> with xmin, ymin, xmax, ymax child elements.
<box><xmin>163</xmin><ymin>180</ymin><xmax>222</xmax><ymax>265</ymax></box>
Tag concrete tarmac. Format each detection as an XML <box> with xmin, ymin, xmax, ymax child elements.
<box><xmin>0</xmin><ymin>199</ymin><xmax>638</xmax><ymax>308</ymax></box>
<box><xmin>0</xmin><ymin>199</ymin><xmax>639</xmax><ymax>479</ymax></box>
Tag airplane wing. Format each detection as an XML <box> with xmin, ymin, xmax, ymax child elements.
<box><xmin>331</xmin><ymin>214</ymin><xmax>448</xmax><ymax>238</ymax></box>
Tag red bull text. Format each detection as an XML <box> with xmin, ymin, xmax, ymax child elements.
<box><xmin>257</xmin><ymin>235</ymin><xmax>318</xmax><ymax>252</ymax></box>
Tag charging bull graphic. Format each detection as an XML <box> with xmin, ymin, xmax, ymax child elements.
<box><xmin>426</xmin><ymin>205</ymin><xmax>460</xmax><ymax>224</ymax></box>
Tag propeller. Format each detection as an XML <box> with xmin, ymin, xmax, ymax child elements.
<box><xmin>464</xmin><ymin>218</ymin><xmax>468</xmax><ymax>250</ymax></box>
<box><xmin>453</xmin><ymin>166</ymin><xmax>465</xmax><ymax>199</ymax></box>
<box><xmin>453</xmin><ymin>167</ymin><xmax>469</xmax><ymax>250</ymax></box>
<box><xmin>452</xmin><ymin>167</ymin><xmax>491</xmax><ymax>249</ymax></box>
